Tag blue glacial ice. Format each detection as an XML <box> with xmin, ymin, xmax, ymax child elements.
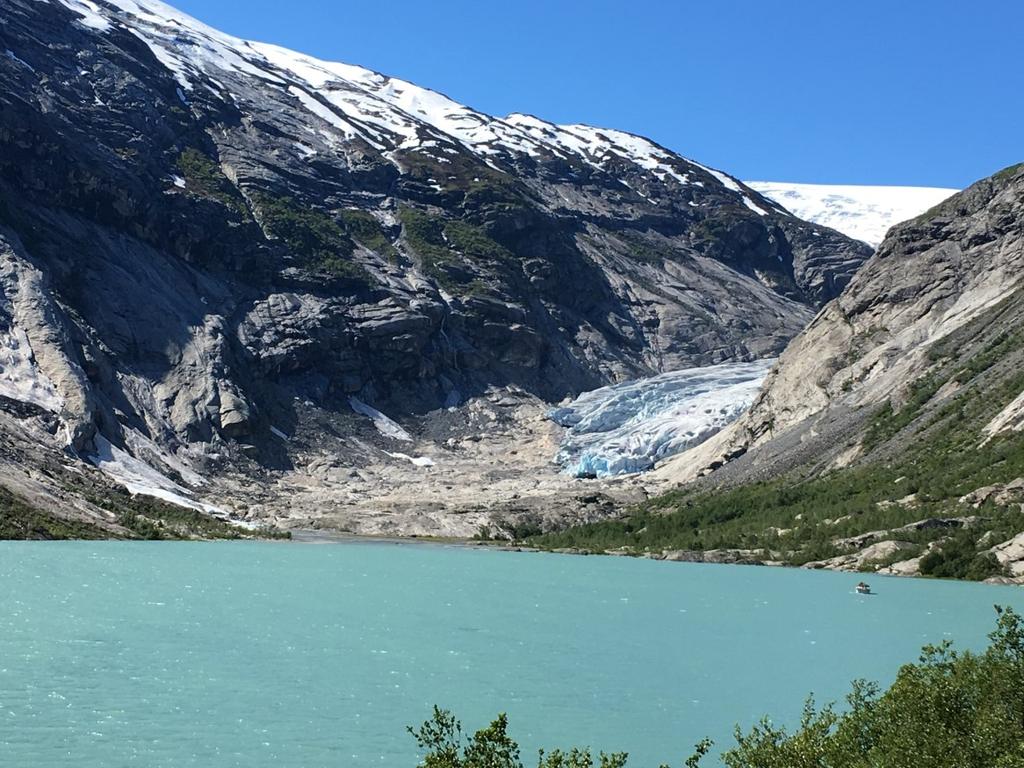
<box><xmin>549</xmin><ymin>359</ymin><xmax>773</xmax><ymax>477</ymax></box>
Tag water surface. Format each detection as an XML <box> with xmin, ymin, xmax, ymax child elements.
<box><xmin>1</xmin><ymin>541</ymin><xmax>1020</xmax><ymax>766</ymax></box>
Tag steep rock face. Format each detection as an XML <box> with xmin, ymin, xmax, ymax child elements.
<box><xmin>658</xmin><ymin>164</ymin><xmax>1024</xmax><ymax>485</ymax></box>
<box><xmin>0</xmin><ymin>0</ymin><xmax>870</xmax><ymax>526</ymax></box>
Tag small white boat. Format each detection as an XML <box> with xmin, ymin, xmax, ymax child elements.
<box><xmin>856</xmin><ymin>582</ymin><xmax>872</xmax><ymax>595</ymax></box>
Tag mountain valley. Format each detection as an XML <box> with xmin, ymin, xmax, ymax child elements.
<box><xmin>1</xmin><ymin>0</ymin><xmax>1017</xmax><ymax>577</ymax></box>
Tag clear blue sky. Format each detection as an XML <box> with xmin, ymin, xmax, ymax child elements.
<box><xmin>172</xmin><ymin>0</ymin><xmax>1022</xmax><ymax>188</ymax></box>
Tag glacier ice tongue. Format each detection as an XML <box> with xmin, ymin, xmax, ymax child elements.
<box><xmin>549</xmin><ymin>360</ymin><xmax>773</xmax><ymax>477</ymax></box>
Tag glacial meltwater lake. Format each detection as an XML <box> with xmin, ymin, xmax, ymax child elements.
<box><xmin>1</xmin><ymin>541</ymin><xmax>1022</xmax><ymax>767</ymax></box>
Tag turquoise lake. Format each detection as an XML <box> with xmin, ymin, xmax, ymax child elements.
<box><xmin>1</xmin><ymin>541</ymin><xmax>1022</xmax><ymax>767</ymax></box>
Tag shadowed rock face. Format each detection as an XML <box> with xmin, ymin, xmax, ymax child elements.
<box><xmin>0</xmin><ymin>0</ymin><xmax>871</xmax><ymax>526</ymax></box>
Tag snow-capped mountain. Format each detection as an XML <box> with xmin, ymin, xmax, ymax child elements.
<box><xmin>52</xmin><ymin>0</ymin><xmax>784</xmax><ymax>213</ymax></box>
<box><xmin>745</xmin><ymin>182</ymin><xmax>959</xmax><ymax>246</ymax></box>
<box><xmin>0</xmin><ymin>0</ymin><xmax>873</xmax><ymax>535</ymax></box>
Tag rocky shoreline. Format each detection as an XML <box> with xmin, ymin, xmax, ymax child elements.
<box><xmin>276</xmin><ymin>524</ymin><xmax>1024</xmax><ymax>586</ymax></box>
<box><xmin>538</xmin><ymin>542</ymin><xmax>1024</xmax><ymax>585</ymax></box>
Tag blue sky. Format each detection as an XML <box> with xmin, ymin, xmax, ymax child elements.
<box><xmin>172</xmin><ymin>0</ymin><xmax>1022</xmax><ymax>188</ymax></box>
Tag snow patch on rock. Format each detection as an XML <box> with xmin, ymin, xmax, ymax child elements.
<box><xmin>385</xmin><ymin>451</ymin><xmax>435</xmax><ymax>468</ymax></box>
<box><xmin>349</xmin><ymin>397</ymin><xmax>413</xmax><ymax>442</ymax></box>
<box><xmin>0</xmin><ymin>325</ymin><xmax>64</xmax><ymax>412</ymax></box>
<box><xmin>87</xmin><ymin>435</ymin><xmax>237</xmax><ymax>521</ymax></box>
<box><xmin>57</xmin><ymin>0</ymin><xmax>112</xmax><ymax>31</ymax></box>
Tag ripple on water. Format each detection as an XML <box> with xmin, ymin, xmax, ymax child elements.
<box><xmin>0</xmin><ymin>541</ymin><xmax>1021</xmax><ymax>767</ymax></box>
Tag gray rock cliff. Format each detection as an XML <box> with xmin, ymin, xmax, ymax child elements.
<box><xmin>0</xmin><ymin>0</ymin><xmax>872</xmax><ymax>531</ymax></box>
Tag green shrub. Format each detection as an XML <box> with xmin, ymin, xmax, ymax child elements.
<box><xmin>918</xmin><ymin>532</ymin><xmax>1005</xmax><ymax>580</ymax></box>
<box><xmin>408</xmin><ymin>706</ymin><xmax>677</xmax><ymax>768</ymax></box>
<box><xmin>340</xmin><ymin>209</ymin><xmax>397</xmax><ymax>261</ymax></box>
<box><xmin>251</xmin><ymin>192</ymin><xmax>370</xmax><ymax>283</ymax></box>
<box><xmin>117</xmin><ymin>510</ymin><xmax>164</xmax><ymax>540</ymax></box>
<box><xmin>724</xmin><ymin>607</ymin><xmax>1024</xmax><ymax>768</ymax></box>
<box><xmin>175</xmin><ymin>148</ymin><xmax>249</xmax><ymax>216</ymax></box>
<box><xmin>413</xmin><ymin>608</ymin><xmax>1024</xmax><ymax>768</ymax></box>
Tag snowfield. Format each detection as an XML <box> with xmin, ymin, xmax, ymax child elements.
<box><xmin>746</xmin><ymin>182</ymin><xmax>958</xmax><ymax>246</ymax></box>
<box><xmin>549</xmin><ymin>360</ymin><xmax>773</xmax><ymax>477</ymax></box>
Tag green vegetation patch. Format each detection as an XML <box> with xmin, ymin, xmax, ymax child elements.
<box><xmin>463</xmin><ymin>172</ymin><xmax>530</xmax><ymax>210</ymax></box>
<box><xmin>86</xmin><ymin>486</ymin><xmax>290</xmax><ymax>541</ymax></box>
<box><xmin>918</xmin><ymin>528</ymin><xmax>1004</xmax><ymax>580</ymax></box>
<box><xmin>861</xmin><ymin>374</ymin><xmax>943</xmax><ymax>450</ymax></box>
<box><xmin>400</xmin><ymin>150</ymin><xmax>526</xmax><ymax>209</ymax></box>
<box><xmin>0</xmin><ymin>486</ymin><xmax>108</xmax><ymax>540</ymax></box>
<box><xmin>87</xmin><ymin>488</ymin><xmax>237</xmax><ymax>539</ymax></box>
<box><xmin>993</xmin><ymin>162</ymin><xmax>1024</xmax><ymax>183</ymax></box>
<box><xmin>398</xmin><ymin>206</ymin><xmax>511</xmax><ymax>293</ymax></box>
<box><xmin>399</xmin><ymin>206</ymin><xmax>456</xmax><ymax>277</ymax></box>
<box><xmin>251</xmin><ymin>192</ymin><xmax>371</xmax><ymax>283</ymax></box>
<box><xmin>175</xmin><ymin>148</ymin><xmax>250</xmax><ymax>217</ymax></box>
<box><xmin>443</xmin><ymin>219</ymin><xmax>513</xmax><ymax>263</ymax></box>
<box><xmin>339</xmin><ymin>209</ymin><xmax>397</xmax><ymax>261</ymax></box>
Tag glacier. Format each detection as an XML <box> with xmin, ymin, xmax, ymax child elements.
<box><xmin>745</xmin><ymin>182</ymin><xmax>958</xmax><ymax>246</ymax></box>
<box><xmin>549</xmin><ymin>360</ymin><xmax>773</xmax><ymax>478</ymax></box>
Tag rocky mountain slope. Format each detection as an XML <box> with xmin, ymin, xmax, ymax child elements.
<box><xmin>541</xmin><ymin>164</ymin><xmax>1024</xmax><ymax>582</ymax></box>
<box><xmin>745</xmin><ymin>182</ymin><xmax>958</xmax><ymax>246</ymax></box>
<box><xmin>0</xmin><ymin>0</ymin><xmax>872</xmax><ymax>536</ymax></box>
<box><xmin>663</xmin><ymin>164</ymin><xmax>1024</xmax><ymax>482</ymax></box>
